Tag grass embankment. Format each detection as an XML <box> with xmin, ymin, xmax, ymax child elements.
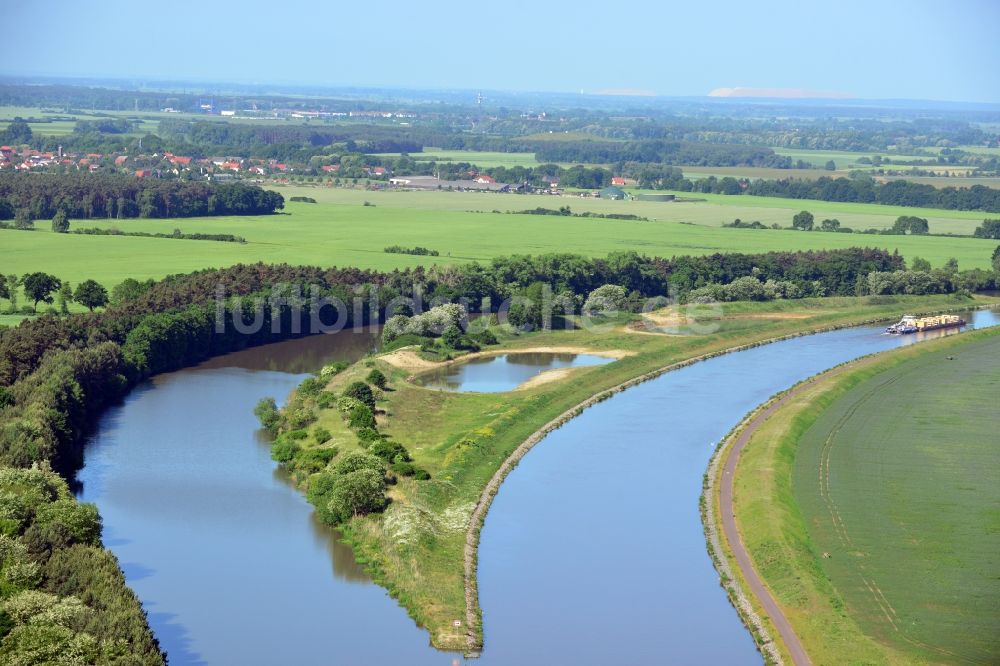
<box><xmin>715</xmin><ymin>326</ymin><xmax>1000</xmax><ymax>664</ymax></box>
<box><xmin>3</xmin><ymin>187</ymin><xmax>997</xmax><ymax>293</ymax></box>
<box><xmin>273</xmin><ymin>293</ymin><xmax>998</xmax><ymax>652</ymax></box>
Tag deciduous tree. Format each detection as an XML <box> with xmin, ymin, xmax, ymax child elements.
<box><xmin>73</xmin><ymin>280</ymin><xmax>108</xmax><ymax>312</ymax></box>
<box><xmin>21</xmin><ymin>272</ymin><xmax>61</xmax><ymax>311</ymax></box>
<box><xmin>792</xmin><ymin>210</ymin><xmax>814</xmax><ymax>231</ymax></box>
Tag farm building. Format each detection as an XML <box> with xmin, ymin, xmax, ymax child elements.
<box><xmin>598</xmin><ymin>185</ymin><xmax>627</xmax><ymax>200</ymax></box>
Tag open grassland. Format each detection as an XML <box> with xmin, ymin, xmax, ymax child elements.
<box><xmin>328</xmin><ymin>183</ymin><xmax>989</xmax><ymax>235</ymax></box>
<box><xmin>286</xmin><ymin>294</ymin><xmax>999</xmax><ymax>650</ymax></box>
<box><xmin>4</xmin><ymin>186</ymin><xmax>996</xmax><ymax>292</ymax></box>
<box><xmin>0</xmin><ymin>189</ymin><xmax>996</xmax><ymax>286</ymax></box>
<box><xmin>1</xmin><ymin>106</ymin><xmax>159</xmax><ymax>136</ymax></box>
<box><xmin>372</xmin><ymin>148</ymin><xmax>549</xmax><ymax>168</ymax></box>
<box><xmin>683</xmin><ymin>166</ymin><xmax>1000</xmax><ymax>189</ymax></box>
<box><xmin>771</xmin><ymin>147</ymin><xmax>938</xmax><ymax>168</ymax></box>
<box><xmin>723</xmin><ymin>327</ymin><xmax>1000</xmax><ymax>664</ymax></box>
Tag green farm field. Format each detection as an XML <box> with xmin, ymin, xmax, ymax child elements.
<box><xmin>723</xmin><ymin>327</ymin><xmax>1000</xmax><ymax>664</ymax></box>
<box><xmin>282</xmin><ymin>184</ymin><xmax>993</xmax><ymax>235</ymax></box>
<box><xmin>3</xmin><ymin>186</ymin><xmax>998</xmax><ymax>293</ymax></box>
<box><xmin>372</xmin><ymin>148</ymin><xmax>549</xmax><ymax>168</ymax></box>
<box><xmin>4</xmin><ymin>185</ymin><xmax>999</xmax><ymax>289</ymax></box>
<box><xmin>792</xmin><ymin>330</ymin><xmax>1000</xmax><ymax>663</ymax></box>
<box><xmin>0</xmin><ymin>106</ymin><xmax>160</xmax><ymax>136</ymax></box>
<box><xmin>771</xmin><ymin>147</ymin><xmax>937</xmax><ymax>168</ymax></box>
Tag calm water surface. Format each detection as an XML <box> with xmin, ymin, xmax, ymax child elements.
<box><xmin>414</xmin><ymin>352</ymin><xmax>614</xmax><ymax>392</ymax></box>
<box><xmin>76</xmin><ymin>309</ymin><xmax>998</xmax><ymax>665</ymax></box>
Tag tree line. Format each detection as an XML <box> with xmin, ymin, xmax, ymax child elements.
<box><xmin>0</xmin><ymin>172</ymin><xmax>284</xmax><ymax>221</ymax></box>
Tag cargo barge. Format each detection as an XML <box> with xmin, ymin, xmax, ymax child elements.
<box><xmin>885</xmin><ymin>313</ymin><xmax>966</xmax><ymax>334</ymax></box>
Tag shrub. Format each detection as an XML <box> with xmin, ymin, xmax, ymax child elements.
<box><xmin>270</xmin><ymin>439</ymin><xmax>300</xmax><ymax>463</ymax></box>
<box><xmin>342</xmin><ymin>381</ymin><xmax>375</xmax><ymax>409</ymax></box>
<box><xmin>286</xmin><ymin>407</ymin><xmax>316</xmax><ymax>430</ymax></box>
<box><xmin>391</xmin><ymin>461</ymin><xmax>416</xmax><ymax>476</ymax></box>
<box><xmin>366</xmin><ymin>368</ymin><xmax>387</xmax><ymax>389</ymax></box>
<box><xmin>381</xmin><ymin>303</ymin><xmax>467</xmax><ymax>342</ymax></box>
<box><xmin>253</xmin><ymin>397</ymin><xmax>280</xmax><ymax>432</ymax></box>
<box><xmin>326</xmin><ymin>469</ymin><xmax>386</xmax><ymax>522</ymax></box>
<box><xmin>333</xmin><ymin>451</ymin><xmax>384</xmax><ymax>476</ymax></box>
<box><xmin>33</xmin><ymin>500</ymin><xmax>101</xmax><ymax>547</ymax></box>
<box><xmin>369</xmin><ymin>440</ymin><xmax>411</xmax><ymax>464</ymax></box>
<box><xmin>336</xmin><ymin>396</ymin><xmax>364</xmax><ymax>415</ymax></box>
<box><xmin>442</xmin><ymin>325</ymin><xmax>462</xmax><ymax>349</ymax></box>
<box><xmin>583</xmin><ymin>284</ymin><xmax>627</xmax><ymax>316</ymax></box>
<box><xmin>348</xmin><ymin>404</ymin><xmax>376</xmax><ymax>430</ymax></box>
<box><xmin>472</xmin><ymin>329</ymin><xmax>498</xmax><ymax>345</ymax></box>
<box><xmin>298</xmin><ymin>377</ymin><xmax>324</xmax><ymax>397</ymax></box>
<box><xmin>294</xmin><ymin>447</ymin><xmax>338</xmax><ymax>473</ymax></box>
<box><xmin>355</xmin><ymin>426</ymin><xmax>383</xmax><ymax>444</ymax></box>
<box><xmin>319</xmin><ymin>361</ymin><xmax>348</xmax><ymax>379</ymax></box>
<box><xmin>316</xmin><ymin>391</ymin><xmax>336</xmax><ymax>409</ymax></box>
<box><xmin>414</xmin><ymin>469</ymin><xmax>431</xmax><ymax>480</ymax></box>
<box><xmin>51</xmin><ymin>211</ymin><xmax>70</xmax><ymax>233</ymax></box>
<box><xmin>313</xmin><ymin>426</ymin><xmax>332</xmax><ymax>443</ymax></box>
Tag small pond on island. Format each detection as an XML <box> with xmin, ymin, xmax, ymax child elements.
<box><xmin>412</xmin><ymin>352</ymin><xmax>615</xmax><ymax>392</ymax></box>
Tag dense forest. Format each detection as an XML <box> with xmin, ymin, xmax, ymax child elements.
<box><xmin>630</xmin><ymin>168</ymin><xmax>1000</xmax><ymax>213</ymax></box>
<box><xmin>0</xmin><ymin>172</ymin><xmax>284</xmax><ymax>220</ymax></box>
<box><xmin>745</xmin><ymin>177</ymin><xmax>1000</xmax><ymax>212</ymax></box>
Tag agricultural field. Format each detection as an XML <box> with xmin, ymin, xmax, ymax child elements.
<box><xmin>372</xmin><ymin>148</ymin><xmax>552</xmax><ymax>168</ymax></box>
<box><xmin>793</xmin><ymin>329</ymin><xmax>1000</xmax><ymax>662</ymax></box>
<box><xmin>288</xmin><ymin>184</ymin><xmax>993</xmax><ymax>235</ymax></box>
<box><xmin>3</xmin><ymin>186</ymin><xmax>998</xmax><ymax>295</ymax></box>
<box><xmin>373</xmin><ymin>145</ymin><xmax>1000</xmax><ymax>189</ymax></box>
<box><xmin>771</xmin><ymin>147</ymin><xmax>938</xmax><ymax>169</ymax></box>
<box><xmin>725</xmin><ymin>327</ymin><xmax>1000</xmax><ymax>664</ymax></box>
<box><xmin>0</xmin><ymin>105</ymin><xmax>160</xmax><ymax>136</ymax></box>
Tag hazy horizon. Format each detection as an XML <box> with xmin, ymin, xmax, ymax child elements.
<box><xmin>3</xmin><ymin>0</ymin><xmax>999</xmax><ymax>104</ymax></box>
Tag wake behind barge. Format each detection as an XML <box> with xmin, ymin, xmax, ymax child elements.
<box><xmin>885</xmin><ymin>314</ymin><xmax>966</xmax><ymax>334</ymax></box>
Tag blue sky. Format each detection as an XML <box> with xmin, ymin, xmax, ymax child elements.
<box><xmin>3</xmin><ymin>0</ymin><xmax>999</xmax><ymax>102</ymax></box>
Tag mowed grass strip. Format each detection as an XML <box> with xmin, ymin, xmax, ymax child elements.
<box><xmin>729</xmin><ymin>327</ymin><xmax>1000</xmax><ymax>664</ymax></box>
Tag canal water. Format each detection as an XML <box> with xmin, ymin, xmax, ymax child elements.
<box><xmin>75</xmin><ymin>308</ymin><xmax>999</xmax><ymax>665</ymax></box>
<box><xmin>413</xmin><ymin>352</ymin><xmax>614</xmax><ymax>393</ymax></box>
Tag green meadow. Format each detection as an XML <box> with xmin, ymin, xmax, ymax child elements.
<box><xmin>3</xmin><ymin>186</ymin><xmax>997</xmax><ymax>294</ymax></box>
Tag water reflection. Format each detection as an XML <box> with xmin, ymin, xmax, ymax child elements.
<box><xmin>414</xmin><ymin>352</ymin><xmax>614</xmax><ymax>393</ymax></box>
<box><xmin>199</xmin><ymin>329</ymin><xmax>379</xmax><ymax>373</ymax></box>
<box><xmin>269</xmin><ymin>461</ymin><xmax>370</xmax><ymax>583</ymax></box>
